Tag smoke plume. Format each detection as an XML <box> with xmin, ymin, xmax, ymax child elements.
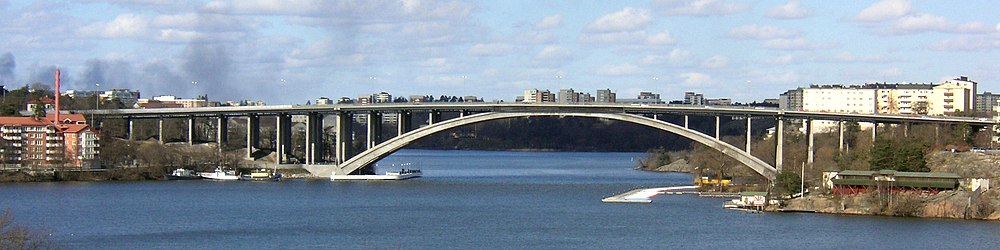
<box><xmin>0</xmin><ymin>52</ymin><xmax>14</xmax><ymax>84</ymax></box>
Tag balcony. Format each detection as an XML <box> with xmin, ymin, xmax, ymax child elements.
<box><xmin>46</xmin><ymin>143</ymin><xmax>63</xmax><ymax>148</ymax></box>
<box><xmin>45</xmin><ymin>136</ymin><xmax>62</xmax><ymax>141</ymax></box>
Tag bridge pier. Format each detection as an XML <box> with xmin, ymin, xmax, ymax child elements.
<box><xmin>397</xmin><ymin>111</ymin><xmax>412</xmax><ymax>136</ymax></box>
<box><xmin>275</xmin><ymin>114</ymin><xmax>291</xmax><ymax>164</ymax></box>
<box><xmin>715</xmin><ymin>116</ymin><xmax>721</xmax><ymax>139</ymax></box>
<box><xmin>684</xmin><ymin>115</ymin><xmax>689</xmax><ymax>129</ymax></box>
<box><xmin>806</xmin><ymin>118</ymin><xmax>814</xmax><ymax>167</ymax></box>
<box><xmin>158</xmin><ymin>118</ymin><xmax>164</xmax><ymax>144</ymax></box>
<box><xmin>127</xmin><ymin>117</ymin><xmax>134</xmax><ymax>141</ymax></box>
<box><xmin>367</xmin><ymin>112</ymin><xmax>382</xmax><ymax>149</ymax></box>
<box><xmin>904</xmin><ymin>122</ymin><xmax>910</xmax><ymax>137</ymax></box>
<box><xmin>187</xmin><ymin>116</ymin><xmax>195</xmax><ymax>145</ymax></box>
<box><xmin>428</xmin><ymin>110</ymin><xmax>441</xmax><ymax>125</ymax></box>
<box><xmin>335</xmin><ymin>112</ymin><xmax>353</xmax><ymax>164</ymax></box>
<box><xmin>216</xmin><ymin>115</ymin><xmax>228</xmax><ymax>150</ymax></box>
<box><xmin>775</xmin><ymin>117</ymin><xmax>784</xmax><ymax>172</ymax></box>
<box><xmin>838</xmin><ymin>120</ymin><xmax>845</xmax><ymax>152</ymax></box>
<box><xmin>745</xmin><ymin>116</ymin><xmax>752</xmax><ymax>153</ymax></box>
<box><xmin>871</xmin><ymin>122</ymin><xmax>878</xmax><ymax>143</ymax></box>
<box><xmin>246</xmin><ymin>114</ymin><xmax>260</xmax><ymax>159</ymax></box>
<box><xmin>305</xmin><ymin>113</ymin><xmax>324</xmax><ymax>165</ymax></box>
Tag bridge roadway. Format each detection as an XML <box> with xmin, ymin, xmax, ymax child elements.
<box><xmin>74</xmin><ymin>103</ymin><xmax>997</xmax><ymax>180</ymax></box>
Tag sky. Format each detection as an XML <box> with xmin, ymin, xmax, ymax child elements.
<box><xmin>1</xmin><ymin>0</ymin><xmax>999</xmax><ymax>105</ymax></box>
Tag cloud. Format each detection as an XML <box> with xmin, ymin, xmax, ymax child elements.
<box><xmin>762</xmin><ymin>38</ymin><xmax>833</xmax><ymax>50</ymax></box>
<box><xmin>767</xmin><ymin>0</ymin><xmax>812</xmax><ymax>19</ymax></box>
<box><xmin>700</xmin><ymin>55</ymin><xmax>728</xmax><ymax>68</ymax></box>
<box><xmin>855</xmin><ymin>0</ymin><xmax>911</xmax><ymax>23</ymax></box>
<box><xmin>753</xmin><ymin>70</ymin><xmax>802</xmax><ymax>84</ymax></box>
<box><xmin>585</xmin><ymin>8</ymin><xmax>652</xmax><ymax>33</ymax></box>
<box><xmin>727</xmin><ymin>25</ymin><xmax>798</xmax><ymax>40</ymax></box>
<box><xmin>887</xmin><ymin>14</ymin><xmax>991</xmax><ymax>34</ymax></box>
<box><xmin>764</xmin><ymin>54</ymin><xmax>795</xmax><ymax>65</ymax></box>
<box><xmin>832</xmin><ymin>52</ymin><xmax>889</xmax><ymax>63</ymax></box>
<box><xmin>535</xmin><ymin>15</ymin><xmax>563</xmax><ymax>30</ymax></box>
<box><xmin>678</xmin><ymin>72</ymin><xmax>713</xmax><ymax>86</ymax></box>
<box><xmin>78</xmin><ymin>14</ymin><xmax>152</xmax><ymax>39</ymax></box>
<box><xmin>579</xmin><ymin>30</ymin><xmax>675</xmax><ymax>45</ymax></box>
<box><xmin>639</xmin><ymin>49</ymin><xmax>691</xmax><ymax>65</ymax></box>
<box><xmin>468</xmin><ymin>43</ymin><xmax>513</xmax><ymax>57</ymax></box>
<box><xmin>597</xmin><ymin>63</ymin><xmax>642</xmax><ymax>76</ymax></box>
<box><xmin>653</xmin><ymin>0</ymin><xmax>750</xmax><ymax>17</ymax></box>
<box><xmin>535</xmin><ymin>46</ymin><xmax>573</xmax><ymax>61</ymax></box>
<box><xmin>879</xmin><ymin>67</ymin><xmax>902</xmax><ymax>77</ymax></box>
<box><xmin>928</xmin><ymin>35</ymin><xmax>1000</xmax><ymax>51</ymax></box>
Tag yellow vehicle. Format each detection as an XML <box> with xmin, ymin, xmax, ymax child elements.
<box><xmin>694</xmin><ymin>176</ymin><xmax>732</xmax><ymax>186</ymax></box>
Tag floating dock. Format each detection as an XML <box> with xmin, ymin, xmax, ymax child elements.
<box><xmin>330</xmin><ymin>173</ymin><xmax>421</xmax><ymax>181</ymax></box>
<box><xmin>602</xmin><ymin>186</ymin><xmax>699</xmax><ymax>203</ymax></box>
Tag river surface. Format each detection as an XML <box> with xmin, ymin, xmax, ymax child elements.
<box><xmin>2</xmin><ymin>149</ymin><xmax>999</xmax><ymax>249</ymax></box>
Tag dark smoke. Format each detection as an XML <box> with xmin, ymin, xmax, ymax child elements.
<box><xmin>182</xmin><ymin>43</ymin><xmax>232</xmax><ymax>97</ymax></box>
<box><xmin>0</xmin><ymin>52</ymin><xmax>14</xmax><ymax>84</ymax></box>
<box><xmin>28</xmin><ymin>65</ymin><xmax>60</xmax><ymax>89</ymax></box>
<box><xmin>77</xmin><ymin>59</ymin><xmax>134</xmax><ymax>90</ymax></box>
<box><xmin>139</xmin><ymin>61</ymin><xmax>184</xmax><ymax>97</ymax></box>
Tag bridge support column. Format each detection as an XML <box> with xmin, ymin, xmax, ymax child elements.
<box><xmin>871</xmin><ymin>122</ymin><xmax>878</xmax><ymax>143</ymax></box>
<box><xmin>367</xmin><ymin>112</ymin><xmax>382</xmax><ymax>149</ymax></box>
<box><xmin>652</xmin><ymin>113</ymin><xmax>658</xmax><ymax>120</ymax></box>
<box><xmin>806</xmin><ymin>119</ymin><xmax>814</xmax><ymax>167</ymax></box>
<box><xmin>305</xmin><ymin>113</ymin><xmax>324</xmax><ymax>165</ymax></box>
<box><xmin>428</xmin><ymin>110</ymin><xmax>441</xmax><ymax>125</ymax></box>
<box><xmin>397</xmin><ymin>111</ymin><xmax>412</xmax><ymax>136</ymax></box>
<box><xmin>157</xmin><ymin>118</ymin><xmax>164</xmax><ymax>144</ymax></box>
<box><xmin>715</xmin><ymin>116</ymin><xmax>721</xmax><ymax>139</ymax></box>
<box><xmin>684</xmin><ymin>115</ymin><xmax>689</xmax><ymax>129</ymax></box>
<box><xmin>838</xmin><ymin>121</ymin><xmax>844</xmax><ymax>152</ymax></box>
<box><xmin>775</xmin><ymin>117</ymin><xmax>784</xmax><ymax>172</ymax></box>
<box><xmin>216</xmin><ymin>115</ymin><xmax>228</xmax><ymax>151</ymax></box>
<box><xmin>275</xmin><ymin>114</ymin><xmax>291</xmax><ymax>164</ymax></box>
<box><xmin>187</xmin><ymin>116</ymin><xmax>194</xmax><ymax>145</ymax></box>
<box><xmin>904</xmin><ymin>122</ymin><xmax>910</xmax><ymax>137</ymax></box>
<box><xmin>127</xmin><ymin>117</ymin><xmax>134</xmax><ymax>141</ymax></box>
<box><xmin>335</xmin><ymin>112</ymin><xmax>353</xmax><ymax>164</ymax></box>
<box><xmin>246</xmin><ymin>115</ymin><xmax>259</xmax><ymax>159</ymax></box>
<box><xmin>745</xmin><ymin>116</ymin><xmax>752</xmax><ymax>153</ymax></box>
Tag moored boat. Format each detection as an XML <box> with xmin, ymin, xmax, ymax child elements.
<box><xmin>199</xmin><ymin>167</ymin><xmax>240</xmax><ymax>181</ymax></box>
<box><xmin>165</xmin><ymin>168</ymin><xmax>203</xmax><ymax>180</ymax></box>
<box><xmin>330</xmin><ymin>169</ymin><xmax>422</xmax><ymax>181</ymax></box>
<box><xmin>240</xmin><ymin>169</ymin><xmax>282</xmax><ymax>181</ymax></box>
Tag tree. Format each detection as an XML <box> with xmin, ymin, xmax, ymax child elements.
<box><xmin>773</xmin><ymin>170</ymin><xmax>801</xmax><ymax>196</ymax></box>
<box><xmin>1</xmin><ymin>209</ymin><xmax>55</xmax><ymax>249</ymax></box>
<box><xmin>30</xmin><ymin>102</ymin><xmax>45</xmax><ymax>119</ymax></box>
<box><xmin>869</xmin><ymin>137</ymin><xmax>928</xmax><ymax>172</ymax></box>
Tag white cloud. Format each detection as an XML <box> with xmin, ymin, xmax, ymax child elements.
<box><xmin>78</xmin><ymin>14</ymin><xmax>152</xmax><ymax>39</ymax></box>
<box><xmin>645</xmin><ymin>30</ymin><xmax>676</xmax><ymax>45</ymax></box>
<box><xmin>678</xmin><ymin>72</ymin><xmax>713</xmax><ymax>86</ymax></box>
<box><xmin>468</xmin><ymin>43</ymin><xmax>513</xmax><ymax>57</ymax></box>
<box><xmin>535</xmin><ymin>15</ymin><xmax>563</xmax><ymax>30</ymax></box>
<box><xmin>764</xmin><ymin>54</ymin><xmax>795</xmax><ymax>65</ymax></box>
<box><xmin>727</xmin><ymin>25</ymin><xmax>798</xmax><ymax>40</ymax></box>
<box><xmin>888</xmin><ymin>14</ymin><xmax>991</xmax><ymax>34</ymax></box>
<box><xmin>654</xmin><ymin>0</ymin><xmax>750</xmax><ymax>17</ymax></box>
<box><xmin>700</xmin><ymin>55</ymin><xmax>728</xmax><ymax>68</ymax></box>
<box><xmin>833</xmin><ymin>52</ymin><xmax>889</xmax><ymax>63</ymax></box>
<box><xmin>639</xmin><ymin>49</ymin><xmax>691</xmax><ymax>65</ymax></box>
<box><xmin>757</xmin><ymin>70</ymin><xmax>801</xmax><ymax>84</ymax></box>
<box><xmin>767</xmin><ymin>0</ymin><xmax>812</xmax><ymax>19</ymax></box>
<box><xmin>535</xmin><ymin>45</ymin><xmax>573</xmax><ymax>61</ymax></box>
<box><xmin>763</xmin><ymin>38</ymin><xmax>832</xmax><ymax>50</ymax></box>
<box><xmin>597</xmin><ymin>63</ymin><xmax>642</xmax><ymax>76</ymax></box>
<box><xmin>928</xmin><ymin>35</ymin><xmax>1000</xmax><ymax>51</ymax></box>
<box><xmin>879</xmin><ymin>67</ymin><xmax>903</xmax><ymax>77</ymax></box>
<box><xmin>855</xmin><ymin>0</ymin><xmax>911</xmax><ymax>22</ymax></box>
<box><xmin>585</xmin><ymin>8</ymin><xmax>652</xmax><ymax>33</ymax></box>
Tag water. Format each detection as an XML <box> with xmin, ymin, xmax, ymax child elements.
<box><xmin>2</xmin><ymin>149</ymin><xmax>999</xmax><ymax>249</ymax></box>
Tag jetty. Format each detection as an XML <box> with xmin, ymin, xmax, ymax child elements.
<box><xmin>602</xmin><ymin>186</ymin><xmax>699</xmax><ymax>203</ymax></box>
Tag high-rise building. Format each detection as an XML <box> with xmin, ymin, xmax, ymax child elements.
<box><xmin>0</xmin><ymin>114</ymin><xmax>98</xmax><ymax>168</ymax></box>
<box><xmin>596</xmin><ymin>89</ymin><xmax>616</xmax><ymax>103</ymax></box>
<box><xmin>975</xmin><ymin>92</ymin><xmax>1000</xmax><ymax>112</ymax></box>
<box><xmin>684</xmin><ymin>92</ymin><xmax>705</xmax><ymax>105</ymax></box>
<box><xmin>522</xmin><ymin>89</ymin><xmax>556</xmax><ymax>103</ymax></box>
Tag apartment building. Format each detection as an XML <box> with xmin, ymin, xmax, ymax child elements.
<box><xmin>0</xmin><ymin>114</ymin><xmax>98</xmax><ymax>168</ymax></box>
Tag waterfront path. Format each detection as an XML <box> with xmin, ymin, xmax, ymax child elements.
<box><xmin>602</xmin><ymin>185</ymin><xmax>699</xmax><ymax>203</ymax></box>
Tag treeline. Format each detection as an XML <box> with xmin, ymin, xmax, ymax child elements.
<box><xmin>0</xmin><ymin>84</ymin><xmax>129</xmax><ymax>116</ymax></box>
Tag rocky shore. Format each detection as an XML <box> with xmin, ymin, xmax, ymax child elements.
<box><xmin>777</xmin><ymin>189</ymin><xmax>1000</xmax><ymax>220</ymax></box>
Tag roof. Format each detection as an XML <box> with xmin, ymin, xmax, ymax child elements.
<box><xmin>837</xmin><ymin>170</ymin><xmax>960</xmax><ymax>179</ymax></box>
<box><xmin>0</xmin><ymin>117</ymin><xmax>50</xmax><ymax>126</ymax></box>
<box><xmin>59</xmin><ymin>124</ymin><xmax>90</xmax><ymax>133</ymax></box>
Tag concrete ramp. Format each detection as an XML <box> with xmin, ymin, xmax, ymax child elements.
<box><xmin>303</xmin><ymin>164</ymin><xmax>338</xmax><ymax>177</ymax></box>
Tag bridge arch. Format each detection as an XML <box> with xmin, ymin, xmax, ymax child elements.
<box><xmin>330</xmin><ymin>112</ymin><xmax>777</xmax><ymax>180</ymax></box>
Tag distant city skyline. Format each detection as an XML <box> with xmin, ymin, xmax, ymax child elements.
<box><xmin>1</xmin><ymin>0</ymin><xmax>999</xmax><ymax>104</ymax></box>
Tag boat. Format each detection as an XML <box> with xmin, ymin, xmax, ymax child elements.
<box><xmin>330</xmin><ymin>169</ymin><xmax>422</xmax><ymax>181</ymax></box>
<box><xmin>199</xmin><ymin>167</ymin><xmax>240</xmax><ymax>181</ymax></box>
<box><xmin>165</xmin><ymin>168</ymin><xmax>203</xmax><ymax>180</ymax></box>
<box><xmin>240</xmin><ymin>169</ymin><xmax>282</xmax><ymax>181</ymax></box>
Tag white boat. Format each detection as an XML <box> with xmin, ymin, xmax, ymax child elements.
<box><xmin>331</xmin><ymin>169</ymin><xmax>422</xmax><ymax>181</ymax></box>
<box><xmin>165</xmin><ymin>168</ymin><xmax>202</xmax><ymax>180</ymax></box>
<box><xmin>199</xmin><ymin>167</ymin><xmax>240</xmax><ymax>181</ymax></box>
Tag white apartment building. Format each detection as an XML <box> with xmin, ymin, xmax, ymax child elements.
<box><xmin>802</xmin><ymin>86</ymin><xmax>876</xmax><ymax>114</ymax></box>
